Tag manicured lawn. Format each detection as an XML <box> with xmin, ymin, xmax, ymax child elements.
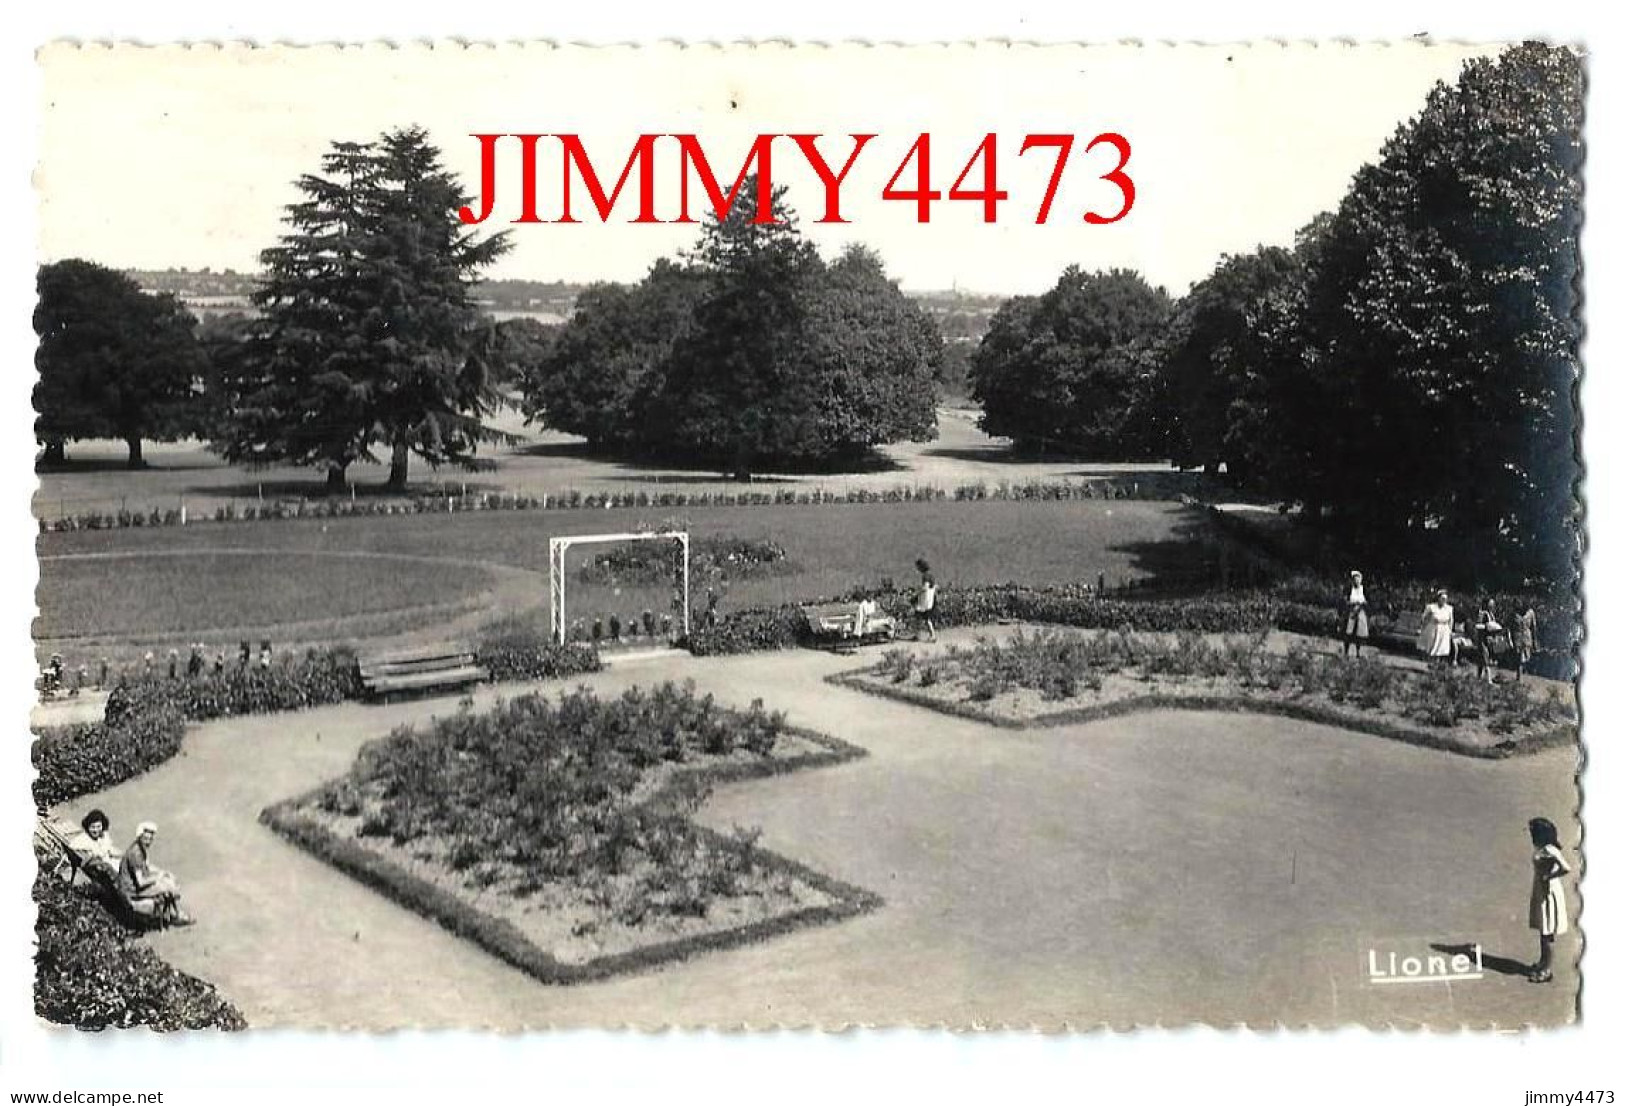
<box><xmin>36</xmin><ymin>498</ymin><xmax>1206</xmax><ymax>654</ymax></box>
<box><xmin>37</xmin><ymin>551</ymin><xmax>497</xmax><ymax>641</ymax></box>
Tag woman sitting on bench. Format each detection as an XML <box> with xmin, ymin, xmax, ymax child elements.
<box><xmin>118</xmin><ymin>822</ymin><xmax>193</xmax><ymax>927</ymax></box>
<box><xmin>66</xmin><ymin>809</ymin><xmax>121</xmax><ymax>883</ymax></box>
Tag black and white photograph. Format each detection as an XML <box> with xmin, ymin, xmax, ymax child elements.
<box><xmin>3</xmin><ymin>24</ymin><xmax>1614</xmax><ymax>1105</ymax></box>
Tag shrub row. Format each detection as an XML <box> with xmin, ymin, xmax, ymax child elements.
<box><xmin>33</xmin><ymin>635</ymin><xmax>602</xmax><ymax>808</ymax></box>
<box><xmin>686</xmin><ymin>583</ymin><xmax>1295</xmax><ymax>656</ymax></box>
<box><xmin>39</xmin><ymin>478</ymin><xmax>1178</xmax><ymax>533</ymax></box>
<box><xmin>31</xmin><ymin>649</ymin><xmax>364</xmax><ymax>808</ymax></box>
<box><xmin>468</xmin><ymin>622</ymin><xmax>603</xmax><ymax>684</ymax></box>
<box><xmin>33</xmin><ymin>873</ymin><xmax>246</xmax><ymax>1030</ymax></box>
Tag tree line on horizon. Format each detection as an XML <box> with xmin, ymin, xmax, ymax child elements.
<box><xmin>33</xmin><ymin>44</ymin><xmax>1579</xmax><ymax>583</ymax></box>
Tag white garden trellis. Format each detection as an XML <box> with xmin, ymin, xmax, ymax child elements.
<box><xmin>548</xmin><ymin>531</ymin><xmax>690</xmax><ymax>645</ymax></box>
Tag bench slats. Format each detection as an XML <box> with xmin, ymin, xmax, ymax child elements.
<box><xmin>361</xmin><ymin>644</ymin><xmax>471</xmax><ymax>663</ymax></box>
<box><xmin>365</xmin><ymin>665</ymin><xmax>488</xmax><ymax>695</ymax></box>
<box><xmin>357</xmin><ymin>654</ymin><xmax>477</xmax><ymax>679</ymax></box>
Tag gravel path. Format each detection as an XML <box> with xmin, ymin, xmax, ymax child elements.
<box><xmin>56</xmin><ymin>638</ymin><xmax>1581</xmax><ymax>1029</ymax></box>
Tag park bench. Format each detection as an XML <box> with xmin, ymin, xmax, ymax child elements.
<box><xmin>1384</xmin><ymin>611</ymin><xmax>1425</xmax><ymax>653</ymax></box>
<box><xmin>1382</xmin><ymin>610</ymin><xmax>1480</xmax><ymax>662</ymax></box>
<box><xmin>357</xmin><ymin>643</ymin><xmax>487</xmax><ymax>700</ymax></box>
<box><xmin>800</xmin><ymin>601</ymin><xmax>897</xmax><ymax>653</ymax></box>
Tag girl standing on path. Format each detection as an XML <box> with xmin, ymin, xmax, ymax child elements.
<box><xmin>1474</xmin><ymin>599</ymin><xmax>1505</xmax><ymax>683</ymax></box>
<box><xmin>913</xmin><ymin>558</ymin><xmax>937</xmax><ymax>642</ymax></box>
<box><xmin>1417</xmin><ymin>589</ymin><xmax>1455</xmax><ymax>670</ymax></box>
<box><xmin>1527</xmin><ymin>817</ymin><xmax>1572</xmax><ymax>984</ymax></box>
<box><xmin>1342</xmin><ymin>570</ymin><xmax>1370</xmax><ymax>657</ymax></box>
<box><xmin>1513</xmin><ymin>606</ymin><xmax>1539</xmax><ymax>680</ymax></box>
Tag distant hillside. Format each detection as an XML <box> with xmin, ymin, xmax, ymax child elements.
<box><xmin>124</xmin><ymin>268</ymin><xmax>1007</xmax><ymax>339</ymax></box>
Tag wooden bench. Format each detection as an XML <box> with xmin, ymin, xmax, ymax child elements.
<box><xmin>1384</xmin><ymin>611</ymin><xmax>1424</xmax><ymax>651</ymax></box>
<box><xmin>800</xmin><ymin>602</ymin><xmax>897</xmax><ymax>653</ymax></box>
<box><xmin>1381</xmin><ymin>611</ymin><xmax>1477</xmax><ymax>660</ymax></box>
<box><xmin>358</xmin><ymin>644</ymin><xmax>487</xmax><ymax>700</ymax></box>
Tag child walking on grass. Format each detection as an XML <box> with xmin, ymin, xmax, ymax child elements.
<box><xmin>1527</xmin><ymin>817</ymin><xmax>1572</xmax><ymax>984</ymax></box>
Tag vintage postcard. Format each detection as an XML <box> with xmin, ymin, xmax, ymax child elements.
<box><xmin>24</xmin><ymin>40</ymin><xmax>1583</xmax><ymax>1036</ymax></box>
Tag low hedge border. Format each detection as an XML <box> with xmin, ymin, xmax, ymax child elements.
<box><xmin>33</xmin><ymin>640</ymin><xmax>602</xmax><ymax>809</ymax></box>
<box><xmin>687</xmin><ymin>585</ymin><xmax>1316</xmax><ymax>657</ymax></box>
<box><xmin>258</xmin><ymin>725</ymin><xmax>879</xmax><ymax>986</ymax></box>
<box><xmin>39</xmin><ymin>478</ymin><xmax>1180</xmax><ymax>533</ymax></box>
<box><xmin>827</xmin><ymin>666</ymin><xmax>1578</xmax><ymax>761</ymax></box>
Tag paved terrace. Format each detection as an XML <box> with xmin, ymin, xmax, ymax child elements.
<box><xmin>58</xmin><ymin>636</ymin><xmax>1580</xmax><ymax>1029</ymax></box>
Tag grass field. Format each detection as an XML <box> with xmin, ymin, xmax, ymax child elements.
<box><xmin>34</xmin><ymin>406</ymin><xmax>1191</xmax><ymax>522</ymax></box>
<box><xmin>35</xmin><ymin>498</ymin><xmax>1208</xmax><ymax>660</ymax></box>
<box><xmin>37</xmin><ymin>551</ymin><xmax>498</xmax><ymax>642</ymax></box>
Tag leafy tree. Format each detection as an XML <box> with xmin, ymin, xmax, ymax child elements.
<box><xmin>1280</xmin><ymin>43</ymin><xmax>1582</xmax><ymax>582</ymax></box>
<box><xmin>786</xmin><ymin>243</ymin><xmax>940</xmax><ymax>459</ymax></box>
<box><xmin>519</xmin><ymin>183</ymin><xmax>941</xmax><ymax>477</ymax></box>
<box><xmin>653</xmin><ymin>181</ymin><xmax>826</xmax><ymax>477</ymax></box>
<box><xmin>1157</xmin><ymin>246</ymin><xmax>1303</xmax><ymax>476</ymax></box>
<box><xmin>485</xmin><ymin>316</ymin><xmax>556</xmax><ymax>391</ymax></box>
<box><xmin>970</xmin><ymin>267</ymin><xmax>1172</xmax><ymax>457</ymax></box>
<box><xmin>216</xmin><ymin>128</ymin><xmax>511</xmax><ymax>491</ymax></box>
<box><xmin>519</xmin><ymin>259</ymin><xmax>705</xmax><ymax>449</ymax></box>
<box><xmin>193</xmin><ymin>311</ymin><xmax>255</xmax><ymax>443</ymax></box>
<box><xmin>33</xmin><ymin>260</ymin><xmax>206</xmax><ymax>468</ymax></box>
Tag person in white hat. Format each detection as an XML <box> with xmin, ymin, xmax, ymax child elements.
<box><xmin>1342</xmin><ymin>570</ymin><xmax>1370</xmax><ymax>658</ymax></box>
<box><xmin>117</xmin><ymin>822</ymin><xmax>193</xmax><ymax>927</ymax></box>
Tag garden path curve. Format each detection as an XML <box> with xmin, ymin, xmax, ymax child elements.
<box><xmin>58</xmin><ymin>637</ymin><xmax>1580</xmax><ymax>1028</ymax></box>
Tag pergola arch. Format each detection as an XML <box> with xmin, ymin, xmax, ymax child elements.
<box><xmin>548</xmin><ymin>530</ymin><xmax>690</xmax><ymax>645</ymax></box>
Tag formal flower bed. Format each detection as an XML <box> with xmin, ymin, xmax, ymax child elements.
<box><xmin>34</xmin><ymin>873</ymin><xmax>246</xmax><ymax>1031</ymax></box>
<box><xmin>578</xmin><ymin>534</ymin><xmax>793</xmax><ymax>587</ymax></box>
<box><xmin>836</xmin><ymin>628</ymin><xmax>1577</xmax><ymax>758</ymax></box>
<box><xmin>261</xmin><ymin>682</ymin><xmax>877</xmax><ymax>983</ymax></box>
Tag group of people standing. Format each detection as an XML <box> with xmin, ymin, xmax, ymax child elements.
<box><xmin>145</xmin><ymin>640</ymin><xmax>274</xmax><ymax>680</ymax></box>
<box><xmin>1340</xmin><ymin>571</ymin><xmax>1539</xmax><ymax>680</ymax></box>
<box><xmin>1415</xmin><ymin>587</ymin><xmax>1539</xmax><ymax>680</ymax></box>
<box><xmin>67</xmin><ymin>809</ymin><xmax>193</xmax><ymax>927</ymax></box>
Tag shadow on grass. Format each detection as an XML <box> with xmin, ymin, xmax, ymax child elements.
<box><xmin>190</xmin><ymin>475</ymin><xmax>506</xmax><ymax>501</ymax></box>
<box><xmin>1104</xmin><ymin>508</ymin><xmax>1228</xmax><ymax>589</ymax></box>
<box><xmin>515</xmin><ymin>439</ymin><xmax>906</xmax><ymax>479</ymax></box>
<box><xmin>37</xmin><ymin>458</ymin><xmax>220</xmax><ymax>475</ymax></box>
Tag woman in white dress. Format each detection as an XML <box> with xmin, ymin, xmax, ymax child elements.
<box><xmin>1527</xmin><ymin>817</ymin><xmax>1572</xmax><ymax>983</ymax></box>
<box><xmin>1417</xmin><ymin>589</ymin><xmax>1455</xmax><ymax>669</ymax></box>
<box><xmin>1342</xmin><ymin>570</ymin><xmax>1370</xmax><ymax>657</ymax></box>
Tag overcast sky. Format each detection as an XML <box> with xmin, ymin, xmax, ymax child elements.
<box><xmin>38</xmin><ymin>41</ymin><xmax>1501</xmax><ymax>296</ymax></box>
